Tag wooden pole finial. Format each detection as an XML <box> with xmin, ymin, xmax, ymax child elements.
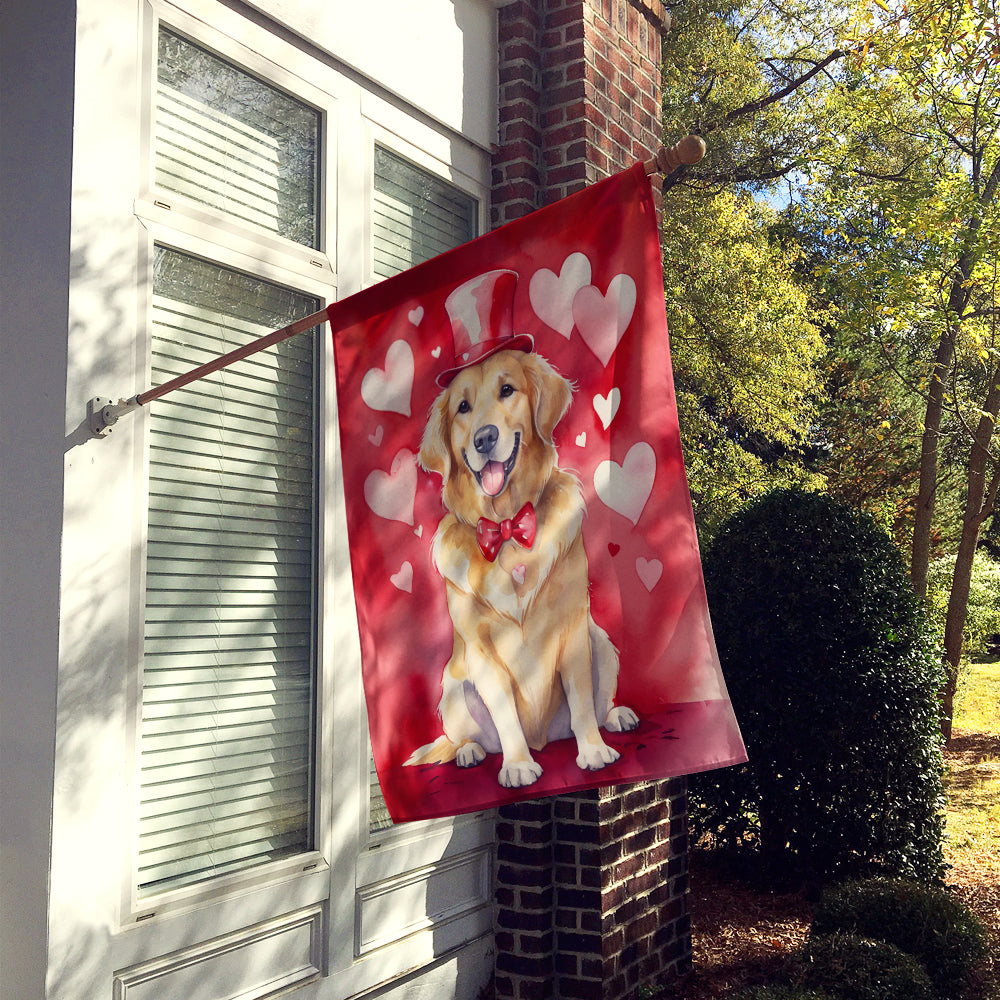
<box><xmin>644</xmin><ymin>135</ymin><xmax>707</xmax><ymax>176</ymax></box>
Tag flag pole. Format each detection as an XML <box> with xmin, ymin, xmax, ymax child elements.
<box><xmin>88</xmin><ymin>137</ymin><xmax>704</xmax><ymax>438</ymax></box>
<box><xmin>87</xmin><ymin>306</ymin><xmax>330</xmax><ymax>437</ymax></box>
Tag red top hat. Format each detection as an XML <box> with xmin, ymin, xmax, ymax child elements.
<box><xmin>435</xmin><ymin>269</ymin><xmax>534</xmax><ymax>387</ymax></box>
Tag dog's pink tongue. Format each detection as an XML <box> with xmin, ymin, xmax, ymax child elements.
<box><xmin>481</xmin><ymin>461</ymin><xmax>505</xmax><ymax>496</ymax></box>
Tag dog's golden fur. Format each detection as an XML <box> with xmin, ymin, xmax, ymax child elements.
<box><xmin>407</xmin><ymin>349</ymin><xmax>637</xmax><ymax>789</ymax></box>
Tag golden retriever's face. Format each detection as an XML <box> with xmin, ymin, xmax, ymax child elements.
<box><xmin>420</xmin><ymin>350</ymin><xmax>572</xmax><ymax>520</ymax></box>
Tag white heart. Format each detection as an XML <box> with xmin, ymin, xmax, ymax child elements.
<box><xmin>369</xmin><ymin>425</ymin><xmax>384</xmax><ymax>447</ymax></box>
<box><xmin>512</xmin><ymin>563</ymin><xmax>526</xmax><ymax>586</ymax></box>
<box><xmin>636</xmin><ymin>557</ymin><xmax>663</xmax><ymax>593</ymax></box>
<box><xmin>593</xmin><ymin>388</ymin><xmax>621</xmax><ymax>430</ymax></box>
<box><xmin>576</xmin><ymin>432</ymin><xmax>587</xmax><ymax>447</ymax></box>
<box><xmin>364</xmin><ymin>448</ymin><xmax>416</xmax><ymax>525</ymax></box>
<box><xmin>408</xmin><ymin>306</ymin><xmax>424</xmax><ymax>326</ymax></box>
<box><xmin>573</xmin><ymin>274</ymin><xmax>637</xmax><ymax>367</ymax></box>
<box><xmin>594</xmin><ymin>441</ymin><xmax>656</xmax><ymax>526</ymax></box>
<box><xmin>431</xmin><ymin>346</ymin><xmax>441</xmax><ymax>358</ymax></box>
<box><xmin>528</xmin><ymin>252</ymin><xmax>592</xmax><ymax>338</ymax></box>
<box><xmin>390</xmin><ymin>561</ymin><xmax>413</xmax><ymax>593</ymax></box>
<box><xmin>414</xmin><ymin>524</ymin><xmax>423</xmax><ymax>538</ymax></box>
<box><xmin>361</xmin><ymin>340</ymin><xmax>414</xmax><ymax>417</ymax></box>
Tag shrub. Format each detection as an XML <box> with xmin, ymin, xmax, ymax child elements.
<box><xmin>811</xmin><ymin>878</ymin><xmax>988</xmax><ymax>999</ymax></box>
<box><xmin>793</xmin><ymin>933</ymin><xmax>934</xmax><ymax>1000</ymax></box>
<box><xmin>691</xmin><ymin>489</ymin><xmax>946</xmax><ymax>882</ymax></box>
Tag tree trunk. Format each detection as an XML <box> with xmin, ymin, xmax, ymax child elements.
<box><xmin>911</xmin><ymin>160</ymin><xmax>1000</xmax><ymax>597</ymax></box>
<box><xmin>940</xmin><ymin>373</ymin><xmax>1000</xmax><ymax>741</ymax></box>
<box><xmin>910</xmin><ymin>329</ymin><xmax>955</xmax><ymax>598</ymax></box>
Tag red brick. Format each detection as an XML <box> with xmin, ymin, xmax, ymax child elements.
<box><xmin>560</xmin><ymin>978</ymin><xmax>604</xmax><ymax>1000</ymax></box>
<box><xmin>502</xmin><ymin>39</ymin><xmax>538</xmax><ymax>63</ymax></box>
<box><xmin>542</xmin><ymin>41</ymin><xmax>587</xmax><ymax>71</ymax></box>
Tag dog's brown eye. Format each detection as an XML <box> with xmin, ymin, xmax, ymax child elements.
<box><xmin>457</xmin><ymin>400</ymin><xmax>471</xmax><ymax>414</ymax></box>
<box><xmin>499</xmin><ymin>383</ymin><xmax>515</xmax><ymax>398</ymax></box>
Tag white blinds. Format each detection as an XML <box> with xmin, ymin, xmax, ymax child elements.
<box><xmin>372</xmin><ymin>146</ymin><xmax>477</xmax><ymax>280</ymax></box>
<box><xmin>155</xmin><ymin>28</ymin><xmax>320</xmax><ymax>248</ymax></box>
<box><xmin>138</xmin><ymin>248</ymin><xmax>319</xmax><ymax>895</ymax></box>
<box><xmin>367</xmin><ymin>148</ymin><xmax>477</xmax><ymax>833</ymax></box>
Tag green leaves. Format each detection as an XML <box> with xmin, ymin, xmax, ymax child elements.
<box><xmin>664</xmin><ymin>188</ymin><xmax>826</xmax><ymax>537</ymax></box>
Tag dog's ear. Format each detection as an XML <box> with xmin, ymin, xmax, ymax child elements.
<box><xmin>523</xmin><ymin>353</ymin><xmax>573</xmax><ymax>444</ymax></box>
<box><xmin>419</xmin><ymin>389</ymin><xmax>453</xmax><ymax>480</ymax></box>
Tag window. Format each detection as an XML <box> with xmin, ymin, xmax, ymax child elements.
<box><xmin>136</xmin><ymin>26</ymin><xmax>322</xmax><ymax>897</ymax></box>
<box><xmin>372</xmin><ymin>145</ymin><xmax>477</xmax><ymax>279</ymax></box>
<box><xmin>367</xmin><ymin>146</ymin><xmax>478</xmax><ymax>833</ymax></box>
<box><xmin>139</xmin><ymin>248</ymin><xmax>319</xmax><ymax>895</ymax></box>
<box><xmin>155</xmin><ymin>28</ymin><xmax>320</xmax><ymax>247</ymax></box>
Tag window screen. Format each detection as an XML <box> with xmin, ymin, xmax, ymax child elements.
<box><xmin>368</xmin><ymin>147</ymin><xmax>477</xmax><ymax>833</ymax></box>
<box><xmin>138</xmin><ymin>247</ymin><xmax>319</xmax><ymax>895</ymax></box>
<box><xmin>156</xmin><ymin>27</ymin><xmax>320</xmax><ymax>248</ymax></box>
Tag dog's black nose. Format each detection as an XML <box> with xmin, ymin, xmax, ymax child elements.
<box><xmin>474</xmin><ymin>424</ymin><xmax>499</xmax><ymax>455</ymax></box>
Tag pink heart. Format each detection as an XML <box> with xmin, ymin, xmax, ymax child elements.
<box><xmin>390</xmin><ymin>561</ymin><xmax>413</xmax><ymax>593</ymax></box>
<box><xmin>572</xmin><ymin>274</ymin><xmax>636</xmax><ymax>367</ymax></box>
<box><xmin>368</xmin><ymin>425</ymin><xmax>384</xmax><ymax>447</ymax></box>
<box><xmin>512</xmin><ymin>564</ymin><xmax>527</xmax><ymax>586</ymax></box>
<box><xmin>636</xmin><ymin>557</ymin><xmax>663</xmax><ymax>592</ymax></box>
<box><xmin>594</xmin><ymin>441</ymin><xmax>655</xmax><ymax>526</ymax></box>
<box><xmin>593</xmin><ymin>388</ymin><xmax>621</xmax><ymax>430</ymax></box>
<box><xmin>361</xmin><ymin>339</ymin><xmax>414</xmax><ymax>416</ymax></box>
<box><xmin>364</xmin><ymin>448</ymin><xmax>416</xmax><ymax>525</ymax></box>
<box><xmin>528</xmin><ymin>252</ymin><xmax>592</xmax><ymax>337</ymax></box>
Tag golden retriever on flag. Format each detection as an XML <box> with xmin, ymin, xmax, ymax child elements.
<box><xmin>406</xmin><ymin>339</ymin><xmax>638</xmax><ymax>789</ymax></box>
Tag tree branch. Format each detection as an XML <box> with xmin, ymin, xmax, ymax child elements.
<box><xmin>701</xmin><ymin>49</ymin><xmax>848</xmax><ymax>134</ymax></box>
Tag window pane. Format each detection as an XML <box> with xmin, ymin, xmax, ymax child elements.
<box><xmin>138</xmin><ymin>247</ymin><xmax>318</xmax><ymax>895</ymax></box>
<box><xmin>373</xmin><ymin>146</ymin><xmax>477</xmax><ymax>278</ymax></box>
<box><xmin>156</xmin><ymin>28</ymin><xmax>320</xmax><ymax>248</ymax></box>
<box><xmin>369</xmin><ymin>149</ymin><xmax>478</xmax><ymax>832</ymax></box>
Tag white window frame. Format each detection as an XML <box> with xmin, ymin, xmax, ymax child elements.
<box><xmin>111</xmin><ymin>0</ymin><xmax>496</xmax><ymax>992</ymax></box>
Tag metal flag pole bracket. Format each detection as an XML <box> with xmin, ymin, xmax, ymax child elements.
<box><xmin>88</xmin><ymin>395</ymin><xmax>142</xmax><ymax>438</ymax></box>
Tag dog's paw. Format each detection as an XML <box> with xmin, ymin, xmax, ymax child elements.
<box><xmin>456</xmin><ymin>741</ymin><xmax>486</xmax><ymax>768</ymax></box>
<box><xmin>498</xmin><ymin>759</ymin><xmax>543</xmax><ymax>788</ymax></box>
<box><xmin>577</xmin><ymin>741</ymin><xmax>620</xmax><ymax>770</ymax></box>
<box><xmin>604</xmin><ymin>706</ymin><xmax>640</xmax><ymax>733</ymax></box>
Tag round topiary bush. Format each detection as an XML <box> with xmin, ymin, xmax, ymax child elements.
<box><xmin>691</xmin><ymin>488</ymin><xmax>946</xmax><ymax>882</ymax></box>
<box><xmin>812</xmin><ymin>878</ymin><xmax>988</xmax><ymax>999</ymax></box>
<box><xmin>794</xmin><ymin>933</ymin><xmax>934</xmax><ymax>1000</ymax></box>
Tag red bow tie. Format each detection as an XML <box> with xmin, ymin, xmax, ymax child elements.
<box><xmin>477</xmin><ymin>503</ymin><xmax>536</xmax><ymax>562</ymax></box>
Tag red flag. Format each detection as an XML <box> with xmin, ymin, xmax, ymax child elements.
<box><xmin>330</xmin><ymin>163</ymin><xmax>746</xmax><ymax>822</ymax></box>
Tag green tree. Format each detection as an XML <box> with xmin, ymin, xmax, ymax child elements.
<box><xmin>662</xmin><ymin>189</ymin><xmax>825</xmax><ymax>538</ymax></box>
<box><xmin>802</xmin><ymin>0</ymin><xmax>1000</xmax><ymax>736</ymax></box>
<box><xmin>660</xmin><ymin>0</ymin><xmax>843</xmax><ymax>538</ymax></box>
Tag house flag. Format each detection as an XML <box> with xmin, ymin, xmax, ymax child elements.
<box><xmin>329</xmin><ymin>162</ymin><xmax>746</xmax><ymax>822</ymax></box>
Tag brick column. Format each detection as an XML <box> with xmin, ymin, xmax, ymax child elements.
<box><xmin>491</xmin><ymin>3</ymin><xmax>692</xmax><ymax>999</ymax></box>
<box><xmin>493</xmin><ymin>0</ymin><xmax>668</xmax><ymax>225</ymax></box>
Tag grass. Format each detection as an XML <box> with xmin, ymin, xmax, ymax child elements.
<box><xmin>945</xmin><ymin>660</ymin><xmax>1000</xmax><ymax>866</ymax></box>
<box><xmin>954</xmin><ymin>658</ymin><xmax>1000</xmax><ymax>734</ymax></box>
<box><xmin>941</xmin><ymin>658</ymin><xmax>1000</xmax><ymax>999</ymax></box>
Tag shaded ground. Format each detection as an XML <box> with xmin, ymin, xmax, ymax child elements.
<box><xmin>674</xmin><ymin>731</ymin><xmax>1000</xmax><ymax>999</ymax></box>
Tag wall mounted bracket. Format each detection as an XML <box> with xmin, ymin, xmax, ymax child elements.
<box><xmin>87</xmin><ymin>395</ymin><xmax>140</xmax><ymax>438</ymax></box>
